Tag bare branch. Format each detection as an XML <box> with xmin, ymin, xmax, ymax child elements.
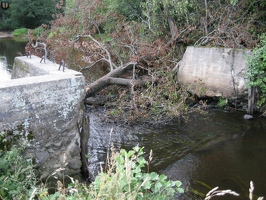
<box><xmin>31</xmin><ymin>42</ymin><xmax>48</xmax><ymax>61</ymax></box>
<box><xmin>80</xmin><ymin>58</ymin><xmax>110</xmax><ymax>72</ymax></box>
<box><xmin>76</xmin><ymin>34</ymin><xmax>117</xmax><ymax>70</ymax></box>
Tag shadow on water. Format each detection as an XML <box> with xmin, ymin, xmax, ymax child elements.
<box><xmin>86</xmin><ymin>106</ymin><xmax>266</xmax><ymax>199</ymax></box>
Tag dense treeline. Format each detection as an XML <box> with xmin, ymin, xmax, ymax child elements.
<box><xmin>29</xmin><ymin>0</ymin><xmax>266</xmax><ymax>66</ymax></box>
<box><xmin>0</xmin><ymin>0</ymin><xmax>64</xmax><ymax>30</ymax></box>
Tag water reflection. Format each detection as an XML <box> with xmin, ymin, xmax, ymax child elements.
<box><xmin>0</xmin><ymin>37</ymin><xmax>27</xmax><ymax>80</ymax></box>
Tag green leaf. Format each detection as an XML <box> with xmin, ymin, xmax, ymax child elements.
<box><xmin>177</xmin><ymin>187</ymin><xmax>185</xmax><ymax>193</ymax></box>
<box><xmin>175</xmin><ymin>180</ymin><xmax>182</xmax><ymax>187</ymax></box>
<box><xmin>159</xmin><ymin>174</ymin><xmax>167</xmax><ymax>181</ymax></box>
<box><xmin>149</xmin><ymin>172</ymin><xmax>159</xmax><ymax>180</ymax></box>
<box><xmin>154</xmin><ymin>181</ymin><xmax>163</xmax><ymax>192</ymax></box>
<box><xmin>142</xmin><ymin>179</ymin><xmax>152</xmax><ymax>190</ymax></box>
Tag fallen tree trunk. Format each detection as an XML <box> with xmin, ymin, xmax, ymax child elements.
<box><xmin>75</xmin><ymin>34</ymin><xmax>153</xmax><ymax>97</ymax></box>
<box><xmin>85</xmin><ymin>62</ymin><xmax>151</xmax><ymax>97</ymax></box>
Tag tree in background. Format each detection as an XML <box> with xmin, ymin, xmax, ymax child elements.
<box><xmin>140</xmin><ymin>0</ymin><xmax>266</xmax><ymax>48</ymax></box>
<box><xmin>0</xmin><ymin>0</ymin><xmax>63</xmax><ymax>30</ymax></box>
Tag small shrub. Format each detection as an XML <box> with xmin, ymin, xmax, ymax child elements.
<box><xmin>90</xmin><ymin>145</ymin><xmax>184</xmax><ymax>199</ymax></box>
<box><xmin>246</xmin><ymin>34</ymin><xmax>266</xmax><ymax>108</ymax></box>
<box><xmin>0</xmin><ymin>143</ymin><xmax>36</xmax><ymax>200</ymax></box>
<box><xmin>217</xmin><ymin>97</ymin><xmax>227</xmax><ymax>107</ymax></box>
<box><xmin>13</xmin><ymin>28</ymin><xmax>28</xmax><ymax>36</ymax></box>
<box><xmin>39</xmin><ymin>146</ymin><xmax>184</xmax><ymax>199</ymax></box>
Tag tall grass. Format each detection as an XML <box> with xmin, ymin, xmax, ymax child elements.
<box><xmin>205</xmin><ymin>181</ymin><xmax>264</xmax><ymax>200</ymax></box>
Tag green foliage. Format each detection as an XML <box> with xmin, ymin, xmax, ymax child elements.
<box><xmin>217</xmin><ymin>98</ymin><xmax>227</xmax><ymax>107</ymax></box>
<box><xmin>0</xmin><ymin>0</ymin><xmax>58</xmax><ymax>30</ymax></box>
<box><xmin>246</xmin><ymin>34</ymin><xmax>266</xmax><ymax>107</ymax></box>
<box><xmin>37</xmin><ymin>146</ymin><xmax>184</xmax><ymax>199</ymax></box>
<box><xmin>33</xmin><ymin>27</ymin><xmax>45</xmax><ymax>36</ymax></box>
<box><xmin>91</xmin><ymin>146</ymin><xmax>184</xmax><ymax>199</ymax></box>
<box><xmin>103</xmin><ymin>0</ymin><xmax>143</xmax><ymax>21</ymax></box>
<box><xmin>0</xmin><ymin>143</ymin><xmax>36</xmax><ymax>200</ymax></box>
<box><xmin>140</xmin><ymin>0</ymin><xmax>196</xmax><ymax>35</ymax></box>
<box><xmin>229</xmin><ymin>0</ymin><xmax>239</xmax><ymax>6</ymax></box>
<box><xmin>13</xmin><ymin>28</ymin><xmax>28</xmax><ymax>36</ymax></box>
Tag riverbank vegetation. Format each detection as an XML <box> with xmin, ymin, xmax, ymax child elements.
<box><xmin>1</xmin><ymin>139</ymin><xmax>264</xmax><ymax>199</ymax></box>
<box><xmin>246</xmin><ymin>34</ymin><xmax>266</xmax><ymax>115</ymax></box>
<box><xmin>0</xmin><ymin>135</ymin><xmax>184</xmax><ymax>199</ymax></box>
<box><xmin>12</xmin><ymin>28</ymin><xmax>28</xmax><ymax>36</ymax></box>
<box><xmin>0</xmin><ymin>0</ymin><xmax>60</xmax><ymax>30</ymax></box>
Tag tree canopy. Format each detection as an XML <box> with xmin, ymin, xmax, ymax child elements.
<box><xmin>0</xmin><ymin>0</ymin><xmax>62</xmax><ymax>30</ymax></box>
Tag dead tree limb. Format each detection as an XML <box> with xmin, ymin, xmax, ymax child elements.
<box><xmin>80</xmin><ymin>58</ymin><xmax>111</xmax><ymax>72</ymax></box>
<box><xmin>76</xmin><ymin>34</ymin><xmax>118</xmax><ymax>70</ymax></box>
<box><xmin>31</xmin><ymin>41</ymin><xmax>48</xmax><ymax>61</ymax></box>
<box><xmin>85</xmin><ymin>62</ymin><xmax>152</xmax><ymax>97</ymax></box>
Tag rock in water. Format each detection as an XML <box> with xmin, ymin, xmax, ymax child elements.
<box><xmin>244</xmin><ymin>114</ymin><xmax>253</xmax><ymax>120</ymax></box>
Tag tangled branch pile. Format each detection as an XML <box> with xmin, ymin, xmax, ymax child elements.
<box><xmin>26</xmin><ymin>0</ymin><xmax>266</xmax><ymax>122</ymax></box>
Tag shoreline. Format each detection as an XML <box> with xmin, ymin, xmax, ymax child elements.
<box><xmin>0</xmin><ymin>31</ymin><xmax>13</xmax><ymax>38</ymax></box>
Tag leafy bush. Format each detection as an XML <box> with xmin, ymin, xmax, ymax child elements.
<box><xmin>91</xmin><ymin>146</ymin><xmax>184</xmax><ymax>199</ymax></box>
<box><xmin>0</xmin><ymin>143</ymin><xmax>36</xmax><ymax>200</ymax></box>
<box><xmin>38</xmin><ymin>146</ymin><xmax>184</xmax><ymax>199</ymax></box>
<box><xmin>217</xmin><ymin>97</ymin><xmax>227</xmax><ymax>107</ymax></box>
<box><xmin>12</xmin><ymin>28</ymin><xmax>28</xmax><ymax>36</ymax></box>
<box><xmin>246</xmin><ymin>34</ymin><xmax>266</xmax><ymax>108</ymax></box>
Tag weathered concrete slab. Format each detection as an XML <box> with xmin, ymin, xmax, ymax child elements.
<box><xmin>0</xmin><ymin>56</ymin><xmax>88</xmax><ymax>180</ymax></box>
<box><xmin>11</xmin><ymin>55</ymin><xmax>81</xmax><ymax>79</ymax></box>
<box><xmin>177</xmin><ymin>46</ymin><xmax>251</xmax><ymax>97</ymax></box>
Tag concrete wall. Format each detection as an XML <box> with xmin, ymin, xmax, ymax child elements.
<box><xmin>0</xmin><ymin>56</ymin><xmax>89</xmax><ymax>180</ymax></box>
<box><xmin>177</xmin><ymin>46</ymin><xmax>251</xmax><ymax>97</ymax></box>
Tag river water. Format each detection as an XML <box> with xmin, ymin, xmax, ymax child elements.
<box><xmin>0</xmin><ymin>37</ymin><xmax>27</xmax><ymax>80</ymax></box>
<box><xmin>87</xmin><ymin>108</ymin><xmax>266</xmax><ymax>199</ymax></box>
<box><xmin>2</xmin><ymin>37</ymin><xmax>266</xmax><ymax>199</ymax></box>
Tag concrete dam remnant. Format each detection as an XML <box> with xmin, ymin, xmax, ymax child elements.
<box><xmin>176</xmin><ymin>46</ymin><xmax>251</xmax><ymax>98</ymax></box>
<box><xmin>0</xmin><ymin>56</ymin><xmax>89</xmax><ymax>180</ymax></box>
